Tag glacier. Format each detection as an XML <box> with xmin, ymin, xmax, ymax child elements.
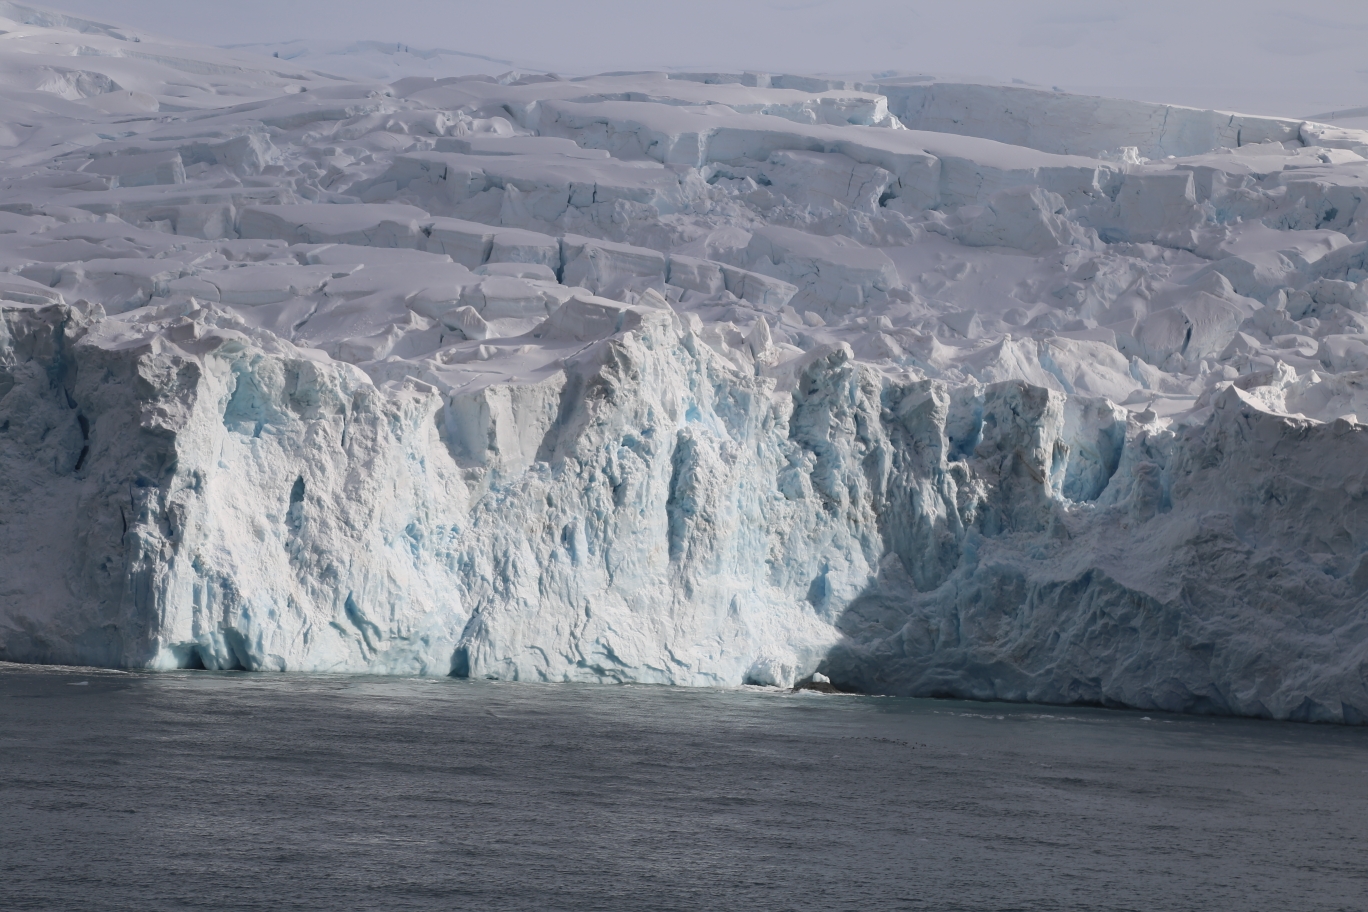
<box><xmin>3</xmin><ymin>3</ymin><xmax>1368</xmax><ymax>723</ymax></box>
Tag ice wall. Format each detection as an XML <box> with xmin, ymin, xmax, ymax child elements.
<box><xmin>3</xmin><ymin>6</ymin><xmax>1368</xmax><ymax>723</ymax></box>
<box><xmin>880</xmin><ymin>81</ymin><xmax>1308</xmax><ymax>160</ymax></box>
<box><xmin>8</xmin><ymin>296</ymin><xmax>1366</xmax><ymax>721</ymax></box>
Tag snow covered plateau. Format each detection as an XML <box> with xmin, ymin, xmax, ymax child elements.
<box><xmin>4</xmin><ymin>3</ymin><xmax>1368</xmax><ymax>723</ymax></box>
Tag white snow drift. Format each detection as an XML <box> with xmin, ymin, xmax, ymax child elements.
<box><xmin>3</xmin><ymin>4</ymin><xmax>1368</xmax><ymax>722</ymax></box>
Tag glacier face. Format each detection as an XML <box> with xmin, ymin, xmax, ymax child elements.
<box><xmin>3</xmin><ymin>4</ymin><xmax>1368</xmax><ymax>722</ymax></box>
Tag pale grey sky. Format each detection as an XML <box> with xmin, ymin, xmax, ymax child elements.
<box><xmin>40</xmin><ymin>0</ymin><xmax>1368</xmax><ymax>118</ymax></box>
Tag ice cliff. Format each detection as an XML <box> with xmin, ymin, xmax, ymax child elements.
<box><xmin>3</xmin><ymin>3</ymin><xmax>1368</xmax><ymax>722</ymax></box>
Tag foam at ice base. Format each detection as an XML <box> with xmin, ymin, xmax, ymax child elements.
<box><xmin>3</xmin><ymin>4</ymin><xmax>1368</xmax><ymax>723</ymax></box>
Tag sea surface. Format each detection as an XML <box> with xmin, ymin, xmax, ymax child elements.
<box><xmin>2</xmin><ymin>664</ymin><xmax>1366</xmax><ymax>912</ymax></box>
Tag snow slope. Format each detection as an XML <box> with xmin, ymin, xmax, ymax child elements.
<box><xmin>3</xmin><ymin>4</ymin><xmax>1368</xmax><ymax>722</ymax></box>
<box><xmin>41</xmin><ymin>0</ymin><xmax>1368</xmax><ymax>119</ymax></box>
<box><xmin>222</xmin><ymin>40</ymin><xmax>530</xmax><ymax>85</ymax></box>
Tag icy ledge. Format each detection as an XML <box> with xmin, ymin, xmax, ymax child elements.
<box><xmin>3</xmin><ymin>296</ymin><xmax>1366</xmax><ymax>723</ymax></box>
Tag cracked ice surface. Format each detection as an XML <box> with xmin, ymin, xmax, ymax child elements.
<box><xmin>3</xmin><ymin>3</ymin><xmax>1368</xmax><ymax>722</ymax></box>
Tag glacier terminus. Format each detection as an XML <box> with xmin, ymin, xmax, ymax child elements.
<box><xmin>3</xmin><ymin>2</ymin><xmax>1368</xmax><ymax>724</ymax></box>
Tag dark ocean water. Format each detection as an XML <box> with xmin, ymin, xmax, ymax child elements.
<box><xmin>2</xmin><ymin>664</ymin><xmax>1367</xmax><ymax>912</ymax></box>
